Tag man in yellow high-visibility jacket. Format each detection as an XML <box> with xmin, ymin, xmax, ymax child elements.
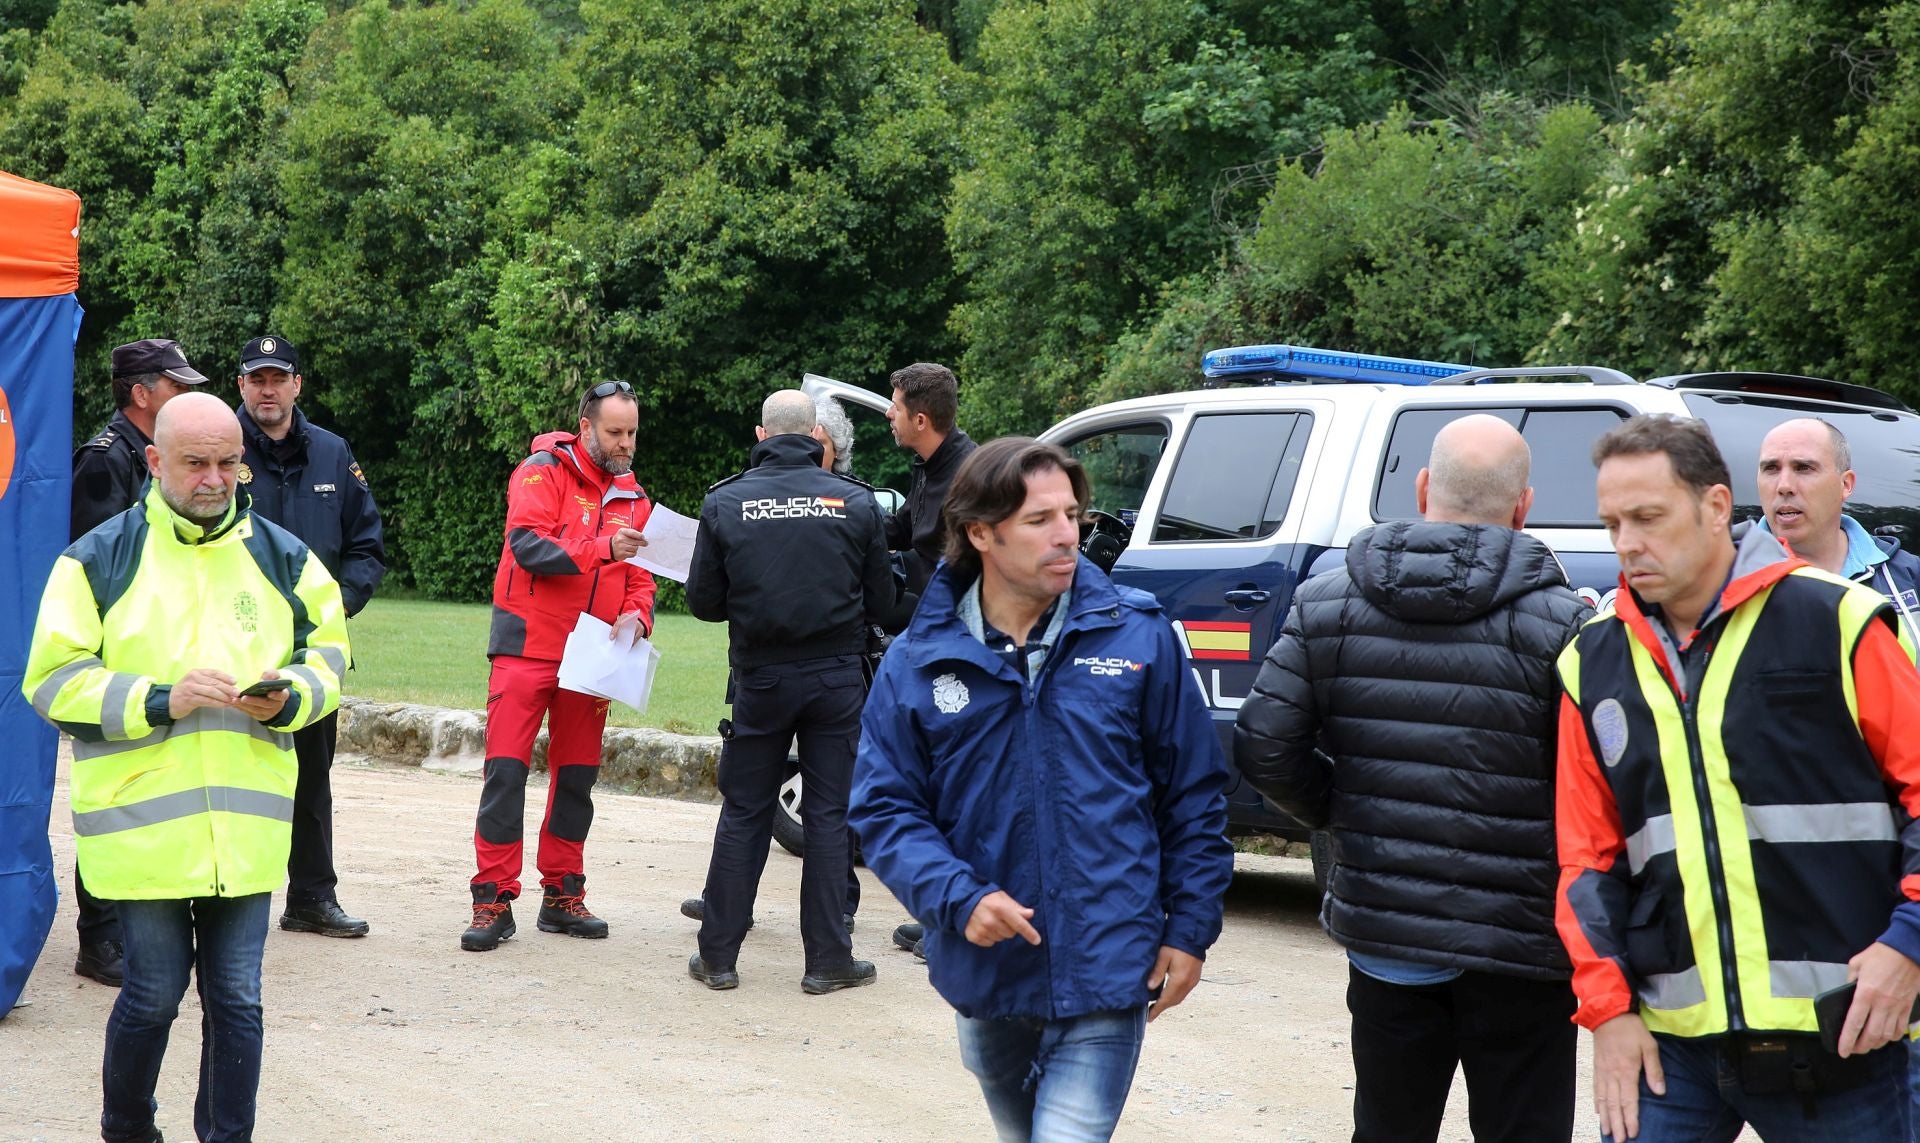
<box><xmin>24</xmin><ymin>391</ymin><xmax>348</xmax><ymax>1143</ymax></box>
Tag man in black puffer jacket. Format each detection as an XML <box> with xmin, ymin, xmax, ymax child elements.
<box><xmin>1235</xmin><ymin>413</ymin><xmax>1591</xmax><ymax>1143</ymax></box>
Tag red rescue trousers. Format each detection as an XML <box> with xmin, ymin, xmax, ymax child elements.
<box><xmin>472</xmin><ymin>655</ymin><xmax>609</xmax><ymax>899</ymax></box>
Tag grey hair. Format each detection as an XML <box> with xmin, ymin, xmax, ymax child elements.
<box><xmin>760</xmin><ymin>389</ymin><xmax>817</xmax><ymax>437</ymax></box>
<box><xmin>816</xmin><ymin>397</ymin><xmax>854</xmax><ymax>475</ymax></box>
<box><xmin>1428</xmin><ymin>429</ymin><xmax>1532</xmax><ymax>523</ymax></box>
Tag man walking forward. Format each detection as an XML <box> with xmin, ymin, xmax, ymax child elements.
<box><xmin>852</xmin><ymin>437</ymin><xmax>1232</xmax><ymax>1140</ymax></box>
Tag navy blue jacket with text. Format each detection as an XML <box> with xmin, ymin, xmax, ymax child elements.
<box><xmin>850</xmin><ymin>556</ymin><xmax>1233</xmax><ymax>1020</ymax></box>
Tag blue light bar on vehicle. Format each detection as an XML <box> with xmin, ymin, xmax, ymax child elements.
<box><xmin>1201</xmin><ymin>344</ymin><xmax>1473</xmax><ymax>386</ymax></box>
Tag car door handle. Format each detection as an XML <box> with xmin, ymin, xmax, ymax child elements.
<box><xmin>1223</xmin><ymin>589</ymin><xmax>1271</xmax><ymax>609</ymax></box>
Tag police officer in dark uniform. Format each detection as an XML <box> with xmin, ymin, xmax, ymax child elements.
<box><xmin>233</xmin><ymin>335</ymin><xmax>387</xmax><ymax>938</ymax></box>
<box><xmin>684</xmin><ymin>390</ymin><xmax>898</xmax><ymax>994</ymax></box>
<box><xmin>67</xmin><ymin>338</ymin><xmax>210</xmax><ymax>985</ymax></box>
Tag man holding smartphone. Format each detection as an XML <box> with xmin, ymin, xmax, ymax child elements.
<box><xmin>24</xmin><ymin>392</ymin><xmax>349</xmax><ymax>1140</ymax></box>
<box><xmin>1558</xmin><ymin>415</ymin><xmax>1920</xmax><ymax>1142</ymax></box>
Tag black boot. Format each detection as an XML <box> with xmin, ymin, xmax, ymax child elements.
<box><xmin>688</xmin><ymin>953</ymin><xmax>739</xmax><ymax>990</ymax></box>
<box><xmin>538</xmin><ymin>874</ymin><xmax>609</xmax><ymax>939</ymax></box>
<box><xmin>280</xmin><ymin>900</ymin><xmax>371</xmax><ymax>938</ymax></box>
<box><xmin>461</xmin><ymin>883</ymin><xmax>516</xmax><ymax>952</ymax></box>
<box><xmin>892</xmin><ymin>922</ymin><xmax>926</xmax><ymax>960</ymax></box>
<box><xmin>75</xmin><ymin>938</ymin><xmax>125</xmax><ymax>987</ymax></box>
<box><xmin>801</xmin><ymin>960</ymin><xmax>877</xmax><ymax>995</ymax></box>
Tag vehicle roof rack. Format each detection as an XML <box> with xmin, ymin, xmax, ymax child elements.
<box><xmin>1647</xmin><ymin>372</ymin><xmax>1914</xmax><ymax>413</ymax></box>
<box><xmin>1201</xmin><ymin>344</ymin><xmax>1471</xmax><ymax>387</ymax></box>
<box><xmin>1431</xmin><ymin>365</ymin><xmax>1638</xmax><ymax>386</ymax></box>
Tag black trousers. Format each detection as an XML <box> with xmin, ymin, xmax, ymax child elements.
<box><xmin>700</xmin><ymin>655</ymin><xmax>864</xmax><ymax>973</ymax></box>
<box><xmin>285</xmin><ymin>711</ymin><xmax>341</xmax><ymax>907</ymax></box>
<box><xmin>1347</xmin><ymin>962</ymin><xmax>1577</xmax><ymax>1143</ymax></box>
<box><xmin>74</xmin><ymin>860</ymin><xmax>118</xmax><ymax>943</ymax></box>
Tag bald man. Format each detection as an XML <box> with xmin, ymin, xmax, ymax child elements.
<box><xmin>1235</xmin><ymin>414</ymin><xmax>1592</xmax><ymax>1142</ymax></box>
<box><xmin>683</xmin><ymin>390</ymin><xmax>899</xmax><ymax>992</ymax></box>
<box><xmin>1757</xmin><ymin>417</ymin><xmax>1920</xmax><ymax>643</ymax></box>
<box><xmin>25</xmin><ymin>391</ymin><xmax>349</xmax><ymax>1140</ymax></box>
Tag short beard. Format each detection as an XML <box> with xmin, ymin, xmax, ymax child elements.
<box><xmin>584</xmin><ymin>433</ymin><xmax>632</xmax><ymax>477</ymax></box>
<box><xmin>162</xmin><ymin>485</ymin><xmax>233</xmax><ymax>529</ymax></box>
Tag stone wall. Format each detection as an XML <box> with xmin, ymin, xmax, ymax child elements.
<box><xmin>336</xmin><ymin>696</ymin><xmax>723</xmax><ymax>802</ymax></box>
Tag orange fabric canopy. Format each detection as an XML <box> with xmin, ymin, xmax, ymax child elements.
<box><xmin>0</xmin><ymin>170</ymin><xmax>81</xmax><ymax>298</ymax></box>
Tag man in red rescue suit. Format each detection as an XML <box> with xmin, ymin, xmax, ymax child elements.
<box><xmin>462</xmin><ymin>381</ymin><xmax>656</xmax><ymax>951</ymax></box>
<box><xmin>1557</xmin><ymin>414</ymin><xmax>1920</xmax><ymax>1142</ymax></box>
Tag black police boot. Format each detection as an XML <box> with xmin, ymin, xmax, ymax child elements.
<box><xmin>461</xmin><ymin>883</ymin><xmax>516</xmax><ymax>952</ymax></box>
<box><xmin>801</xmin><ymin>960</ymin><xmax>877</xmax><ymax>995</ymax></box>
<box><xmin>891</xmin><ymin>922</ymin><xmax>925</xmax><ymax>960</ymax></box>
<box><xmin>679</xmin><ymin>896</ymin><xmax>755</xmax><ymax>930</ymax></box>
<box><xmin>688</xmin><ymin>953</ymin><xmax>739</xmax><ymax>990</ymax></box>
<box><xmin>538</xmin><ymin>874</ymin><xmax>609</xmax><ymax>939</ymax></box>
<box><xmin>280</xmin><ymin>900</ymin><xmax>371</xmax><ymax>938</ymax></box>
<box><xmin>74</xmin><ymin>938</ymin><xmax>125</xmax><ymax>987</ymax></box>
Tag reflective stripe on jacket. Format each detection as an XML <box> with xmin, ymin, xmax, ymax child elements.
<box><xmin>1555</xmin><ymin>528</ymin><xmax>1920</xmax><ymax>1035</ymax></box>
<box><xmin>22</xmin><ymin>484</ymin><xmax>349</xmax><ymax>900</ymax></box>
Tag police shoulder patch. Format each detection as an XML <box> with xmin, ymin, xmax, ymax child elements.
<box><xmin>1593</xmin><ymin>697</ymin><xmax>1630</xmax><ymax>768</ymax></box>
<box><xmin>349</xmin><ymin>461</ymin><xmax>368</xmax><ymax>488</ymax></box>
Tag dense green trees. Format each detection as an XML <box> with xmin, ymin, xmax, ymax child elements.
<box><xmin>6</xmin><ymin>0</ymin><xmax>1918</xmax><ymax>599</ymax></box>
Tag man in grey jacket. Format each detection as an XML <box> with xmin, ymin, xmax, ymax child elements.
<box><xmin>1234</xmin><ymin>414</ymin><xmax>1591</xmax><ymax>1143</ymax></box>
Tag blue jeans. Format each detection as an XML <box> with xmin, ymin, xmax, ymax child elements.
<box><xmin>955</xmin><ymin>1007</ymin><xmax>1147</xmax><ymax>1142</ymax></box>
<box><xmin>1603</xmin><ymin>1034</ymin><xmax>1909</xmax><ymax>1143</ymax></box>
<box><xmin>102</xmin><ymin>893</ymin><xmax>271</xmax><ymax>1143</ymax></box>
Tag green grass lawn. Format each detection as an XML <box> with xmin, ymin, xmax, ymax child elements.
<box><xmin>343</xmin><ymin>597</ymin><xmax>730</xmax><ymax>735</ymax></box>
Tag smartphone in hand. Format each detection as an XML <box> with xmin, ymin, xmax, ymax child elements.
<box><xmin>238</xmin><ymin>677</ymin><xmax>293</xmax><ymax>698</ymax></box>
<box><xmin>1814</xmin><ymin>981</ymin><xmax>1920</xmax><ymax>1054</ymax></box>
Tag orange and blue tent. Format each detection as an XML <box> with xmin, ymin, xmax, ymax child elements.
<box><xmin>0</xmin><ymin>169</ymin><xmax>80</xmax><ymax>1015</ymax></box>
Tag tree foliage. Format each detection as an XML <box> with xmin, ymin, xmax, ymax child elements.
<box><xmin>24</xmin><ymin>0</ymin><xmax>1920</xmax><ymax>598</ymax></box>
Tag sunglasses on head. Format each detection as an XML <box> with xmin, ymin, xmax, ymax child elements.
<box><xmin>588</xmin><ymin>380</ymin><xmax>635</xmax><ymax>399</ymax></box>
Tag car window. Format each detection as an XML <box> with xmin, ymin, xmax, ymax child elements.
<box><xmin>1153</xmin><ymin>412</ymin><xmax>1312</xmax><ymax>543</ymax></box>
<box><xmin>1684</xmin><ymin>394</ymin><xmax>1920</xmax><ymax>537</ymax></box>
<box><xmin>1063</xmin><ymin>422</ymin><xmax>1169</xmax><ymax>529</ymax></box>
<box><xmin>1519</xmin><ymin>408</ymin><xmax>1632</xmax><ymax>525</ymax></box>
<box><xmin>1373</xmin><ymin>405</ymin><xmax>1627</xmax><ymax>525</ymax></box>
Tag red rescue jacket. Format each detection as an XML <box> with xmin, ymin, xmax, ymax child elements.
<box><xmin>488</xmin><ymin>431</ymin><xmax>656</xmax><ymax>661</ymax></box>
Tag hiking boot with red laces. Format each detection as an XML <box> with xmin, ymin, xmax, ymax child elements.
<box><xmin>537</xmin><ymin>874</ymin><xmax>609</xmax><ymax>939</ymax></box>
<box><xmin>461</xmin><ymin>882</ymin><xmax>516</xmax><ymax>952</ymax></box>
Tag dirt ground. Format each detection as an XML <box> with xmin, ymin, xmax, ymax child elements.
<box><xmin>1</xmin><ymin>754</ymin><xmax>1616</xmax><ymax>1142</ymax></box>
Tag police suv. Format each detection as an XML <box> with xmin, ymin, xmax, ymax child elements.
<box><xmin>803</xmin><ymin>352</ymin><xmax>1920</xmax><ymax>883</ymax></box>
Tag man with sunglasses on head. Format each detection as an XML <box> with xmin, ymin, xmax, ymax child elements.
<box><xmin>463</xmin><ymin>380</ymin><xmax>657</xmax><ymax>951</ymax></box>
<box><xmin>234</xmin><ymin>335</ymin><xmax>387</xmax><ymax>940</ymax></box>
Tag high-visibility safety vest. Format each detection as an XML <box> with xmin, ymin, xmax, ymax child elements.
<box><xmin>23</xmin><ymin>484</ymin><xmax>348</xmax><ymax>900</ymax></box>
<box><xmin>1557</xmin><ymin>549</ymin><xmax>1917</xmax><ymax>1038</ymax></box>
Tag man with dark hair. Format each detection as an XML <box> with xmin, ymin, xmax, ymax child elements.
<box><xmin>65</xmin><ymin>338</ymin><xmax>209</xmax><ymax>987</ymax></box>
<box><xmin>852</xmin><ymin>436</ymin><xmax>1232</xmax><ymax>1139</ymax></box>
<box><xmin>233</xmin><ymin>335</ymin><xmax>387</xmax><ymax>939</ymax></box>
<box><xmin>880</xmin><ymin>361</ymin><xmax>978</xmax><ymax>960</ymax></box>
<box><xmin>1561</xmin><ymin>413</ymin><xmax>1920</xmax><ymax>1142</ymax></box>
<box><xmin>683</xmin><ymin>390</ymin><xmax>897</xmax><ymax>994</ymax></box>
<box><xmin>883</xmin><ymin>362</ymin><xmax>976</xmax><ymax>595</ymax></box>
<box><xmin>462</xmin><ymin>381</ymin><xmax>657</xmax><ymax>951</ymax></box>
<box><xmin>1235</xmin><ymin>414</ymin><xmax>1591</xmax><ymax>1142</ymax></box>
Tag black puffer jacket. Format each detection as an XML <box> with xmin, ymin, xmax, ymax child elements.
<box><xmin>1233</xmin><ymin>522</ymin><xmax>1591</xmax><ymax>980</ymax></box>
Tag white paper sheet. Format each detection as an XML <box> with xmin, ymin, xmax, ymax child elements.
<box><xmin>557</xmin><ymin>613</ymin><xmax>663</xmax><ymax>712</ymax></box>
<box><xmin>623</xmin><ymin>504</ymin><xmax>699</xmax><ymax>582</ymax></box>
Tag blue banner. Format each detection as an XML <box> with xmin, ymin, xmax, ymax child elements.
<box><xmin>0</xmin><ymin>292</ymin><xmax>77</xmax><ymax>1014</ymax></box>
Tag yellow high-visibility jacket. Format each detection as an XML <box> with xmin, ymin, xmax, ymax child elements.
<box><xmin>23</xmin><ymin>485</ymin><xmax>349</xmax><ymax>900</ymax></box>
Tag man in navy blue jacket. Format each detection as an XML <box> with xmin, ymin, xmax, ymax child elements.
<box><xmin>851</xmin><ymin>437</ymin><xmax>1233</xmax><ymax>1141</ymax></box>
<box><xmin>234</xmin><ymin>335</ymin><xmax>387</xmax><ymax>939</ymax></box>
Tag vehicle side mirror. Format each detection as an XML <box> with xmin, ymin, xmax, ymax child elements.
<box><xmin>873</xmin><ymin>488</ymin><xmax>905</xmax><ymax>515</ymax></box>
